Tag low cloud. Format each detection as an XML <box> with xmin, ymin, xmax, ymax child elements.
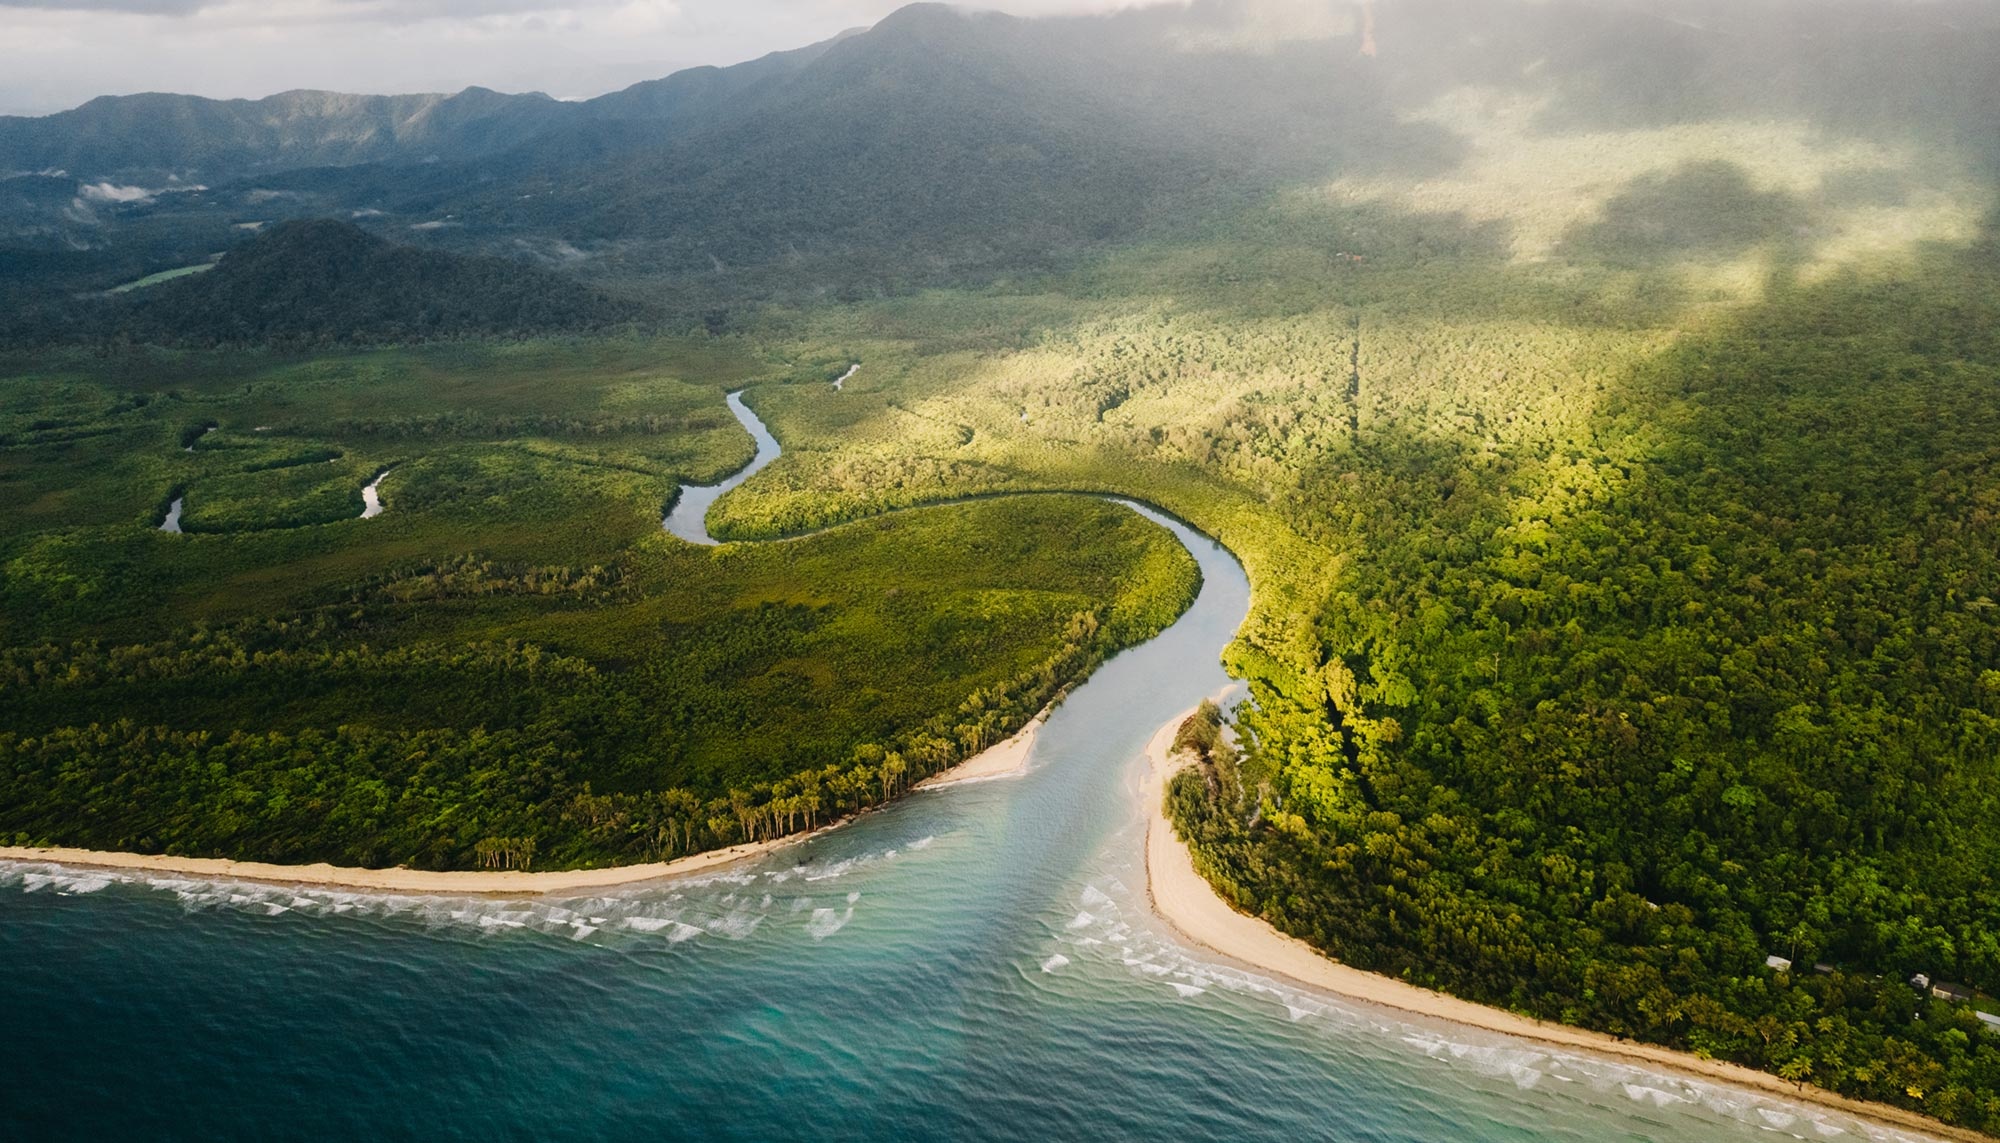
<box><xmin>78</xmin><ymin>181</ymin><xmax>156</xmax><ymax>203</ymax></box>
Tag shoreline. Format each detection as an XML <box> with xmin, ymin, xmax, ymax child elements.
<box><xmin>915</xmin><ymin>711</ymin><xmax>1042</xmax><ymax>790</ymax></box>
<box><xmin>0</xmin><ymin>716</ymin><xmax>1044</xmax><ymax>897</ymax></box>
<box><xmin>0</xmin><ymin>835</ymin><xmax>800</xmax><ymax>897</ymax></box>
<box><xmin>1139</xmin><ymin>707</ymin><xmax>1978</xmax><ymax>1143</ymax></box>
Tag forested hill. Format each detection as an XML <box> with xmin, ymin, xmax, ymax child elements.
<box><xmin>0</xmin><ymin>87</ymin><xmax>575</xmax><ymax>185</ymax></box>
<box><xmin>40</xmin><ymin>219</ymin><xmax>642</xmax><ymax>346</ymax></box>
<box><xmin>8</xmin><ymin>0</ymin><xmax>1998</xmax><ymax>312</ymax></box>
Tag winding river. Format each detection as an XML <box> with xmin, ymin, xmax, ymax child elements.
<box><xmin>360</xmin><ymin>467</ymin><xmax>393</xmax><ymax>520</ymax></box>
<box><xmin>663</xmin><ymin>390</ymin><xmax>781</xmax><ymax>544</ymax></box>
<box><xmin>3</xmin><ymin>394</ymin><xmax>1935</xmax><ymax>1141</ymax></box>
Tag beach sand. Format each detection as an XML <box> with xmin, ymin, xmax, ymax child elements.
<box><xmin>0</xmin><ymin>836</ymin><xmax>798</xmax><ymax>897</ymax></box>
<box><xmin>915</xmin><ymin>714</ymin><xmax>1042</xmax><ymax>790</ymax></box>
<box><xmin>0</xmin><ymin>712</ymin><xmax>1047</xmax><ymax>897</ymax></box>
<box><xmin>1140</xmin><ymin>705</ymin><xmax>1976</xmax><ymax>1143</ymax></box>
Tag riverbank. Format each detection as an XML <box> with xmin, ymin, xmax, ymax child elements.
<box><xmin>916</xmin><ymin>712</ymin><xmax>1042</xmax><ymax>790</ymax></box>
<box><xmin>1140</xmin><ymin>707</ymin><xmax>1980</xmax><ymax>1143</ymax></box>
<box><xmin>0</xmin><ymin>714</ymin><xmax>1053</xmax><ymax>896</ymax></box>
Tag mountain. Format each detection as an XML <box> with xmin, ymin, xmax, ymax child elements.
<box><xmin>4</xmin><ymin>0</ymin><xmax>1998</xmax><ymax>317</ymax></box>
<box><xmin>22</xmin><ymin>218</ymin><xmax>641</xmax><ymax>346</ymax></box>
<box><xmin>0</xmin><ymin>87</ymin><xmax>576</xmax><ymax>185</ymax></box>
<box><xmin>0</xmin><ymin>34</ymin><xmax>856</xmax><ymax>189</ymax></box>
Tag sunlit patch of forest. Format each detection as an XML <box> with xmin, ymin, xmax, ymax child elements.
<box><xmin>690</xmin><ymin>106</ymin><xmax>2000</xmax><ymax>1129</ymax></box>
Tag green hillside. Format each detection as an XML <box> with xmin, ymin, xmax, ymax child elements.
<box><xmin>24</xmin><ymin>220</ymin><xmax>642</xmax><ymax>346</ymax></box>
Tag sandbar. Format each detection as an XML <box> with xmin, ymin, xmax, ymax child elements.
<box><xmin>916</xmin><ymin>714</ymin><xmax>1042</xmax><ymax>790</ymax></box>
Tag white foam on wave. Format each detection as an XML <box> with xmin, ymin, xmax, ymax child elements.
<box><xmin>16</xmin><ymin>870</ymin><xmax>114</xmax><ymax>895</ymax></box>
<box><xmin>1170</xmin><ymin>982</ymin><xmax>1206</xmax><ymax>998</ymax></box>
<box><xmin>807</xmin><ymin>907</ymin><xmax>852</xmax><ymax>941</ymax></box>
<box><xmin>0</xmin><ymin>859</ymin><xmax>810</xmax><ymax>952</ymax></box>
<box><xmin>1622</xmin><ymin>1083</ymin><xmax>1684</xmax><ymax>1108</ymax></box>
<box><xmin>705</xmin><ymin>910</ymin><xmax>764</xmax><ymax>940</ymax></box>
<box><xmin>804</xmin><ymin>859</ymin><xmax>859</xmax><ymax>882</ymax></box>
<box><xmin>1042</xmin><ymin>954</ymin><xmax>1071</xmax><ymax>974</ymax></box>
<box><xmin>1050</xmin><ymin>863</ymin><xmax>1939</xmax><ymax>1143</ymax></box>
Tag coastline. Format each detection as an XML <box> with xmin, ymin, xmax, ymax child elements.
<box><xmin>915</xmin><ymin>712</ymin><xmax>1042</xmax><ymax>790</ymax></box>
<box><xmin>0</xmin><ymin>717</ymin><xmax>1043</xmax><ymax>897</ymax></box>
<box><xmin>1139</xmin><ymin>707</ymin><xmax>1980</xmax><ymax>1143</ymax></box>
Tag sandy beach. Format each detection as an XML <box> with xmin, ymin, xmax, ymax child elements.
<box><xmin>1140</xmin><ymin>706</ymin><xmax>1978</xmax><ymax>1143</ymax></box>
<box><xmin>915</xmin><ymin>713</ymin><xmax>1042</xmax><ymax>790</ymax></box>
<box><xmin>0</xmin><ymin>712</ymin><xmax>1047</xmax><ymax>897</ymax></box>
<box><xmin>0</xmin><ymin>836</ymin><xmax>799</xmax><ymax>897</ymax></box>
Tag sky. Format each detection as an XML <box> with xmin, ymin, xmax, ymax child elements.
<box><xmin>0</xmin><ymin>0</ymin><xmax>1148</xmax><ymax>116</ymax></box>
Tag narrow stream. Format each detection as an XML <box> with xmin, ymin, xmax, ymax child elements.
<box><xmin>662</xmin><ymin>390</ymin><xmax>780</xmax><ymax>544</ymax></box>
<box><xmin>2</xmin><ymin>392</ymin><xmax>1937</xmax><ymax>1142</ymax></box>
<box><xmin>360</xmin><ymin>468</ymin><xmax>392</xmax><ymax>519</ymax></box>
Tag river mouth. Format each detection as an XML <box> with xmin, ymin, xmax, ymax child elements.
<box><xmin>0</xmin><ymin>394</ymin><xmax>1927</xmax><ymax>1143</ymax></box>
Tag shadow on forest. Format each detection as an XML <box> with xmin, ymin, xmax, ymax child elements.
<box><xmin>1169</xmin><ymin>202</ymin><xmax>2000</xmax><ymax>1129</ymax></box>
<box><xmin>1558</xmin><ymin>160</ymin><xmax>1811</xmax><ymax>268</ymax></box>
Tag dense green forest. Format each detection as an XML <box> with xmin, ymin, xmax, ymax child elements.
<box><xmin>632</xmin><ymin>132</ymin><xmax>2000</xmax><ymax>1134</ymax></box>
<box><xmin>4</xmin><ymin>220</ymin><xmax>643</xmax><ymax>348</ymax></box>
<box><xmin>1169</xmin><ymin>234</ymin><xmax>2000</xmax><ymax>1128</ymax></box>
<box><xmin>0</xmin><ymin>339</ymin><xmax>1198</xmax><ymax>868</ymax></box>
